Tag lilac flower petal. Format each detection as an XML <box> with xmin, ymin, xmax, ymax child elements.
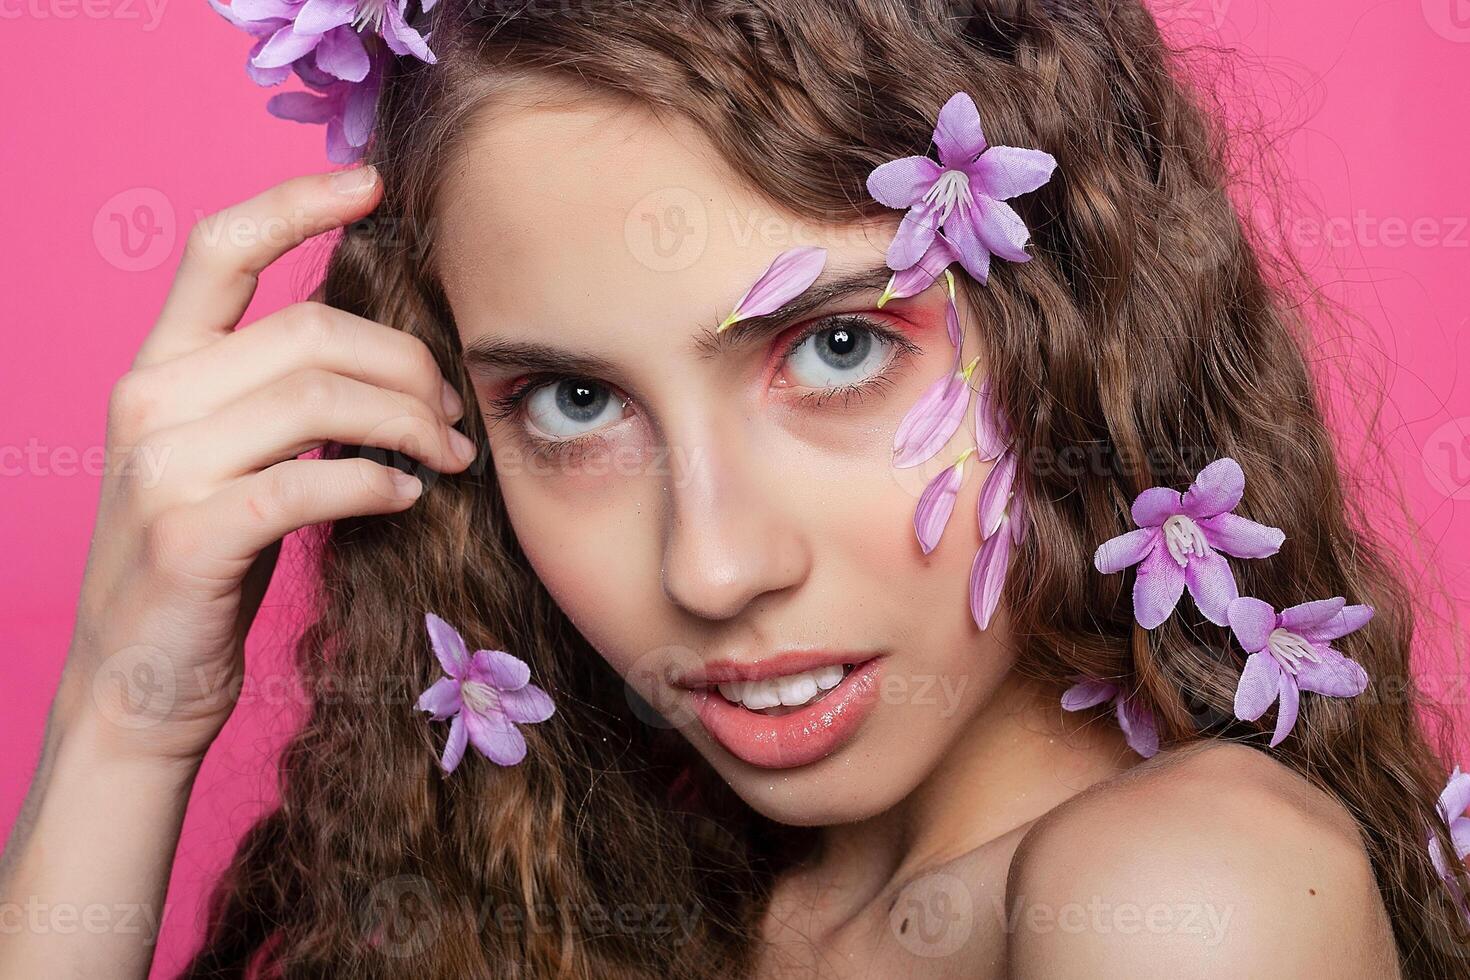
<box><xmin>966</xmin><ymin>146</ymin><xmax>1057</xmax><ymax>201</ymax></box>
<box><xmin>968</xmin><ymin>195</ymin><xmax>1033</xmax><ymax>263</ymax></box>
<box><xmin>1453</xmin><ymin>818</ymin><xmax>1470</xmax><ymax>861</ymax></box>
<box><xmin>969</xmin><ymin>526</ymin><xmax>1012</xmax><ymax>630</ymax></box>
<box><xmin>207</xmin><ymin>0</ymin><xmax>251</xmax><ymax>28</ymax></box>
<box><xmin>1117</xmin><ymin>696</ymin><xmax>1160</xmax><ymax>758</ymax></box>
<box><xmin>325</xmin><ymin>115</ymin><xmax>360</xmax><ymax>164</ymax></box>
<box><xmin>267</xmin><ymin>90</ymin><xmax>337</xmax><ymax>124</ymax></box>
<box><xmin>253</xmin><ymin>23</ymin><xmax>322</xmax><ymax>68</ymax></box>
<box><xmin>293</xmin><ymin>0</ymin><xmax>354</xmax><ymax>35</ymax></box>
<box><xmin>343</xmin><ymin>64</ymin><xmax>382</xmax><ymax>146</ymax></box>
<box><xmin>464</xmin><ymin>708</ymin><xmax>527</xmax><ymax>766</ymax></box>
<box><xmin>1440</xmin><ymin>767</ymin><xmax>1470</xmax><ymax>823</ymax></box>
<box><xmin>1131</xmin><ymin>486</ymin><xmax>1183</xmax><ymax>528</ymax></box>
<box><xmin>937</xmin><ymin>198</ymin><xmax>995</xmax><ymax>284</ymax></box>
<box><xmin>245</xmin><ymin>35</ymin><xmax>293</xmax><ymax>85</ymax></box>
<box><xmin>1182</xmin><ymin>549</ymin><xmax>1238</xmax><ymax>626</ymax></box>
<box><xmin>1196</xmin><ymin>512</ymin><xmax>1285</xmax><ymax>559</ymax></box>
<box><xmin>1227</xmin><ymin>596</ymin><xmax>1277</xmax><ymax>653</ymax></box>
<box><xmin>424</xmin><ymin>612</ymin><xmax>471</xmax><ymax>678</ymax></box>
<box><xmin>719</xmin><ymin>245</ymin><xmax>828</xmax><ymax>332</ymax></box>
<box><xmin>498</xmin><ymin>683</ymin><xmax>556</xmax><ymax>724</ymax></box>
<box><xmin>944</xmin><ymin>290</ymin><xmax>963</xmax><ymax>349</ymax></box>
<box><xmin>1180</xmin><ymin>457</ymin><xmax>1245</xmax><ymax>518</ymax></box>
<box><xmin>1299</xmin><ymin>603</ymin><xmax>1374</xmax><ymax>644</ymax></box>
<box><xmin>866</xmin><ymin>155</ymin><xmax>942</xmax><ymax>209</ymax></box>
<box><xmin>381</xmin><ymin>0</ymin><xmax>435</xmax><ymax>62</ymax></box>
<box><xmin>415</xmin><ymin>677</ymin><xmax>463</xmax><ymax>720</ymax></box>
<box><xmin>231</xmin><ymin>0</ymin><xmax>299</xmax><ymax>21</ymax></box>
<box><xmin>1234</xmin><ymin>650</ymin><xmax>1281</xmax><ymax>722</ymax></box>
<box><xmin>1061</xmin><ymin>679</ymin><xmax>1119</xmax><ymax>711</ymax></box>
<box><xmin>972</xmin><ymin>380</ymin><xmax>1008</xmax><ymax>461</ymax></box>
<box><xmin>1277</xmin><ymin>597</ymin><xmax>1348</xmax><ymax>633</ymax></box>
<box><xmin>294</xmin><ymin>54</ymin><xmax>337</xmax><ymax>88</ymax></box>
<box><xmin>976</xmin><ymin>451</ymin><xmax>1017</xmax><ymax>539</ymax></box>
<box><xmin>1093</xmin><ymin>527</ymin><xmax>1157</xmax><ymax>574</ymax></box>
<box><xmin>1270</xmin><ymin>671</ymin><xmax>1300</xmax><ymax>747</ymax></box>
<box><xmin>470</xmin><ymin>649</ymin><xmax>532</xmax><ymax>691</ymax></box>
<box><xmin>933</xmin><ymin>91</ymin><xmax>986</xmax><ymax>169</ymax></box>
<box><xmin>893</xmin><ymin>369</ymin><xmax>970</xmax><ymax>468</ymax></box>
<box><xmin>879</xmin><ymin>234</ymin><xmax>956</xmax><ymax>306</ymax></box>
<box><xmin>315</xmin><ymin>26</ymin><xmax>370</xmax><ymax>82</ymax></box>
<box><xmin>440</xmin><ymin>711</ymin><xmax>469</xmax><ymax>772</ymax></box>
<box><xmin>915</xmin><ymin>456</ymin><xmax>968</xmax><ymax>555</ymax></box>
<box><xmin>1293</xmin><ymin>647</ymin><xmax>1368</xmax><ymax>698</ymax></box>
<box><xmin>886</xmin><ymin>198</ymin><xmax>943</xmax><ymax>272</ymax></box>
<box><xmin>1132</xmin><ymin>544</ymin><xmax>1186</xmax><ymax>629</ymax></box>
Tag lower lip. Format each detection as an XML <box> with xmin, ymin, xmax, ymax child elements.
<box><xmin>688</xmin><ymin>657</ymin><xmax>885</xmax><ymax>769</ymax></box>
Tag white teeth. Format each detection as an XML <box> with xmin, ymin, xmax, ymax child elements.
<box><xmin>717</xmin><ymin>664</ymin><xmax>851</xmax><ymax>710</ymax></box>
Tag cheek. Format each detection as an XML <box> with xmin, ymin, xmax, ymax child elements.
<box><xmin>494</xmin><ymin>468</ymin><xmax>655</xmax><ymax>673</ymax></box>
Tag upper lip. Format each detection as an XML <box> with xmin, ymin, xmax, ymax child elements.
<box><xmin>674</xmin><ymin>650</ymin><xmax>878</xmax><ymax>689</ymax></box>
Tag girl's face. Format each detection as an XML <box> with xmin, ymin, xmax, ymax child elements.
<box><xmin>436</xmin><ymin>87</ymin><xmax>1017</xmax><ymax>826</ymax></box>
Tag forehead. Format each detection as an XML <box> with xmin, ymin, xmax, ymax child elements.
<box><xmin>433</xmin><ymin>83</ymin><xmax>893</xmax><ymax>343</ymax></box>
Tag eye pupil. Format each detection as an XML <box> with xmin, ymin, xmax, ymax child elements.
<box><xmin>815</xmin><ymin>324</ymin><xmax>871</xmax><ymax>370</ymax></box>
<box><xmin>556</xmin><ymin>379</ymin><xmax>608</xmax><ymax>422</ymax></box>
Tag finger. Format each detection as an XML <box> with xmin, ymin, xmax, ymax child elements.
<box><xmin>162</xmin><ymin>457</ymin><xmax>425</xmax><ymax>582</ymax></box>
<box><xmin>136</xmin><ymin>166</ymin><xmax>383</xmax><ymax>369</ymax></box>
<box><xmin>151</xmin><ymin>370</ymin><xmax>476</xmax><ymax>487</ymax></box>
<box><xmin>161</xmin><ymin>302</ymin><xmax>464</xmax><ymax>427</ymax></box>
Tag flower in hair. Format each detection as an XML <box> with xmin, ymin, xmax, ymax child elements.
<box><xmin>1228</xmin><ymin>596</ymin><xmax>1371</xmax><ymax>747</ymax></box>
<box><xmin>1061</xmin><ymin>678</ymin><xmax>1160</xmax><ymax>758</ymax></box>
<box><xmin>1093</xmin><ymin>457</ymin><xmax>1284</xmax><ymax>629</ymax></box>
<box><xmin>415</xmin><ymin>613</ymin><xmax>555</xmax><ymax>772</ymax></box>
<box><xmin>209</xmin><ymin>0</ymin><xmax>437</xmax><ymax>161</ymax></box>
<box><xmin>1429</xmin><ymin>767</ymin><xmax>1470</xmax><ymax>923</ymax></box>
<box><xmin>718</xmin><ymin>246</ymin><xmax>828</xmax><ymax>333</ymax></box>
<box><xmin>867</xmin><ymin>91</ymin><xmax>1057</xmax><ymax>284</ymax></box>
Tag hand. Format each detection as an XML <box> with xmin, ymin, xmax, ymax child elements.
<box><xmin>55</xmin><ymin>166</ymin><xmax>473</xmax><ymax>766</ymax></box>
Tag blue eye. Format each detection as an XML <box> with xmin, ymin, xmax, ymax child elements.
<box><xmin>523</xmin><ymin>379</ymin><xmax>627</xmax><ymax>439</ymax></box>
<box><xmin>782</xmin><ymin>317</ymin><xmax>898</xmax><ymax>390</ymax></box>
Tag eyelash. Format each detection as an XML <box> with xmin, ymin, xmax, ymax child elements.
<box><xmin>484</xmin><ymin>313</ymin><xmax>920</xmax><ymax>461</ymax></box>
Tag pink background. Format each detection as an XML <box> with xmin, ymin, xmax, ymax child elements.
<box><xmin>2</xmin><ymin>1</ymin><xmax>1468</xmax><ymax>974</ymax></box>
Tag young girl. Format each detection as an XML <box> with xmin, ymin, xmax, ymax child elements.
<box><xmin>3</xmin><ymin>0</ymin><xmax>1467</xmax><ymax>976</ymax></box>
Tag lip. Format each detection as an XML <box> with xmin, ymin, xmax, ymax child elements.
<box><xmin>685</xmin><ymin>655</ymin><xmax>885</xmax><ymax>769</ymax></box>
<box><xmin>675</xmin><ymin>650</ymin><xmax>874</xmax><ymax>688</ymax></box>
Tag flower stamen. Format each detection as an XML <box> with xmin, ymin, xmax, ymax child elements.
<box><xmin>1161</xmin><ymin>514</ymin><xmax>1211</xmax><ymax>566</ymax></box>
<box><xmin>921</xmin><ymin>169</ymin><xmax>974</xmax><ymax>225</ymax></box>
<box><xmin>1267</xmin><ymin>628</ymin><xmax>1322</xmax><ymax>675</ymax></box>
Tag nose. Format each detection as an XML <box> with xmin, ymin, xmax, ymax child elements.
<box><xmin>659</xmin><ymin>416</ymin><xmax>812</xmax><ymax>622</ymax></box>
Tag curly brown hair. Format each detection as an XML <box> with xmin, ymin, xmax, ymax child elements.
<box><xmin>179</xmin><ymin>1</ymin><xmax>1470</xmax><ymax>976</ymax></box>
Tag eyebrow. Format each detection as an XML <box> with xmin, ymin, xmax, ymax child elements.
<box><xmin>459</xmin><ymin>262</ymin><xmax>898</xmax><ymax>377</ymax></box>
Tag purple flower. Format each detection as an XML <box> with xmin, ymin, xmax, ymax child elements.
<box><xmin>209</xmin><ymin>0</ymin><xmax>435</xmax><ymax>161</ymax></box>
<box><xmin>1430</xmin><ymin>767</ymin><xmax>1470</xmax><ymax>923</ymax></box>
<box><xmin>1228</xmin><ymin>596</ymin><xmax>1372</xmax><ymax>747</ymax></box>
<box><xmin>415</xmin><ymin>613</ymin><xmax>555</xmax><ymax>772</ymax></box>
<box><xmin>867</xmin><ymin>91</ymin><xmax>1057</xmax><ymax>284</ymax></box>
<box><xmin>718</xmin><ymin>245</ymin><xmax>828</xmax><ymax>333</ymax></box>
<box><xmin>249</xmin><ymin>0</ymin><xmax>434</xmax><ymax>78</ymax></box>
<box><xmin>1061</xmin><ymin>678</ymin><xmax>1160</xmax><ymax>758</ymax></box>
<box><xmin>265</xmin><ymin>53</ymin><xmax>383</xmax><ymax>163</ymax></box>
<box><xmin>1093</xmin><ymin>457</ymin><xmax>1284</xmax><ymax>629</ymax></box>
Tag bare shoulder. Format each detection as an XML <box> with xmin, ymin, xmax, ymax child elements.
<box><xmin>1002</xmin><ymin>740</ymin><xmax>1400</xmax><ymax>979</ymax></box>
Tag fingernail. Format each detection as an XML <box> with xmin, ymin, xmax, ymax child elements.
<box><xmin>331</xmin><ymin>164</ymin><xmax>378</xmax><ymax>196</ymax></box>
<box><xmin>390</xmin><ymin>470</ymin><xmax>423</xmax><ymax>499</ymax></box>
<box><xmin>440</xmin><ymin>379</ymin><xmax>464</xmax><ymax>420</ymax></box>
<box><xmin>449</xmin><ymin>428</ymin><xmax>477</xmax><ymax>464</ymax></box>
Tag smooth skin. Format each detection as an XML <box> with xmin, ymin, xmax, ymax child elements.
<box><xmin>1</xmin><ymin>96</ymin><xmax>1401</xmax><ymax>978</ymax></box>
<box><xmin>0</xmin><ymin>165</ymin><xmax>476</xmax><ymax>976</ymax></box>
